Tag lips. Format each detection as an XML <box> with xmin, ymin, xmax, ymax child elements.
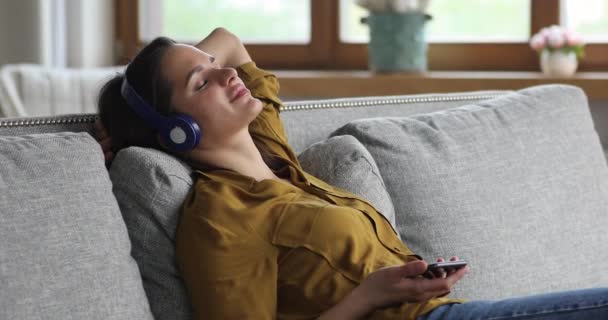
<box><xmin>230</xmin><ymin>83</ymin><xmax>250</xmax><ymax>102</ymax></box>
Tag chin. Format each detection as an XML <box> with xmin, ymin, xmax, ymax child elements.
<box><xmin>250</xmin><ymin>98</ymin><xmax>263</xmax><ymax>112</ymax></box>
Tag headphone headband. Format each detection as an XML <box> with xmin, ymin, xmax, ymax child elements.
<box><xmin>120</xmin><ymin>77</ymin><xmax>171</xmax><ymax>132</ymax></box>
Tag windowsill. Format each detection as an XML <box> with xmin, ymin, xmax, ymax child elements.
<box><xmin>273</xmin><ymin>70</ymin><xmax>608</xmax><ymax>100</ymax></box>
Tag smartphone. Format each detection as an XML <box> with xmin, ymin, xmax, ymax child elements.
<box><xmin>423</xmin><ymin>260</ymin><xmax>468</xmax><ymax>279</ymax></box>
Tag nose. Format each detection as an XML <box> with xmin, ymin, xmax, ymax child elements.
<box><xmin>215</xmin><ymin>68</ymin><xmax>238</xmax><ymax>86</ymax></box>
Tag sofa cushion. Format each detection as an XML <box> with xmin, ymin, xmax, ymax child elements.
<box><xmin>0</xmin><ymin>132</ymin><xmax>153</xmax><ymax>320</ymax></box>
<box><xmin>332</xmin><ymin>84</ymin><xmax>608</xmax><ymax>300</ymax></box>
<box><xmin>109</xmin><ymin>147</ymin><xmax>194</xmax><ymax>320</ymax></box>
<box><xmin>298</xmin><ymin>135</ymin><xmax>397</xmax><ymax>228</ymax></box>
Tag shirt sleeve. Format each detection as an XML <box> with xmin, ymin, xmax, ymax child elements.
<box><xmin>176</xmin><ymin>205</ymin><xmax>278</xmax><ymax>320</ymax></box>
<box><xmin>236</xmin><ymin>62</ymin><xmax>299</xmax><ymax>163</ymax></box>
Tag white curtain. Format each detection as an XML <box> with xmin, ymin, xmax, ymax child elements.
<box><xmin>0</xmin><ymin>0</ymin><xmax>114</xmax><ymax>68</ymax></box>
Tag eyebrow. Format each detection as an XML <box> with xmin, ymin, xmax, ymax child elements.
<box><xmin>183</xmin><ymin>56</ymin><xmax>217</xmax><ymax>88</ymax></box>
<box><xmin>185</xmin><ymin>64</ymin><xmax>205</xmax><ymax>87</ymax></box>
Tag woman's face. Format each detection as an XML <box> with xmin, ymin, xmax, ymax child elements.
<box><xmin>161</xmin><ymin>44</ymin><xmax>263</xmax><ymax>145</ymax></box>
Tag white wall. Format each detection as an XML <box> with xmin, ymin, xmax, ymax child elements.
<box><xmin>0</xmin><ymin>0</ymin><xmax>46</xmax><ymax>65</ymax></box>
<box><xmin>0</xmin><ymin>0</ymin><xmax>114</xmax><ymax>67</ymax></box>
<box><xmin>65</xmin><ymin>0</ymin><xmax>114</xmax><ymax>67</ymax></box>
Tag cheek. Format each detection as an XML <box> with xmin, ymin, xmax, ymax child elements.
<box><xmin>198</xmin><ymin>89</ymin><xmax>225</xmax><ymax>106</ymax></box>
<box><xmin>190</xmin><ymin>90</ymin><xmax>225</xmax><ymax>115</ymax></box>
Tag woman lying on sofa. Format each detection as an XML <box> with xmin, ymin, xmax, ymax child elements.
<box><xmin>96</xmin><ymin>28</ymin><xmax>608</xmax><ymax>319</ymax></box>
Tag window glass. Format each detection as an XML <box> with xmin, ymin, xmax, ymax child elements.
<box><xmin>340</xmin><ymin>0</ymin><xmax>530</xmax><ymax>43</ymax></box>
<box><xmin>139</xmin><ymin>0</ymin><xmax>311</xmax><ymax>44</ymax></box>
<box><xmin>562</xmin><ymin>0</ymin><xmax>608</xmax><ymax>42</ymax></box>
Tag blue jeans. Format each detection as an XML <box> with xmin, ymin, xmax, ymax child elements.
<box><xmin>418</xmin><ymin>288</ymin><xmax>608</xmax><ymax>320</ymax></box>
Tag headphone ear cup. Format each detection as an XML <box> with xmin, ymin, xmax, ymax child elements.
<box><xmin>160</xmin><ymin>114</ymin><xmax>201</xmax><ymax>153</ymax></box>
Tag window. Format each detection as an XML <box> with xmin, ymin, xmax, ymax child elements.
<box><xmin>562</xmin><ymin>0</ymin><xmax>608</xmax><ymax>42</ymax></box>
<box><xmin>340</xmin><ymin>0</ymin><xmax>531</xmax><ymax>43</ymax></box>
<box><xmin>139</xmin><ymin>0</ymin><xmax>311</xmax><ymax>44</ymax></box>
<box><xmin>116</xmin><ymin>0</ymin><xmax>607</xmax><ymax>71</ymax></box>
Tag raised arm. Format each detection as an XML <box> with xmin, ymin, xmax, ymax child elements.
<box><xmin>194</xmin><ymin>27</ymin><xmax>251</xmax><ymax>68</ymax></box>
<box><xmin>195</xmin><ymin>28</ymin><xmax>300</xmax><ymax>162</ymax></box>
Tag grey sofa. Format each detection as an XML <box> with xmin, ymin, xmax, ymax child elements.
<box><xmin>1</xmin><ymin>84</ymin><xmax>607</xmax><ymax>319</ymax></box>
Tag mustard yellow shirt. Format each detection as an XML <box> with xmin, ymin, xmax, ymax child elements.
<box><xmin>175</xmin><ymin>62</ymin><xmax>460</xmax><ymax>320</ymax></box>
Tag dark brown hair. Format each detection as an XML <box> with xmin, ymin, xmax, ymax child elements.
<box><xmin>97</xmin><ymin>37</ymin><xmax>176</xmax><ymax>154</ymax></box>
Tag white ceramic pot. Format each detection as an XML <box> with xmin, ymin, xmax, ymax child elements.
<box><xmin>540</xmin><ymin>50</ymin><xmax>578</xmax><ymax>77</ymax></box>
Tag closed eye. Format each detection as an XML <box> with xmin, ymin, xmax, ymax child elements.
<box><xmin>196</xmin><ymin>80</ymin><xmax>208</xmax><ymax>91</ymax></box>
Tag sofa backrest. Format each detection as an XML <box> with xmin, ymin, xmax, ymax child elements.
<box><xmin>280</xmin><ymin>91</ymin><xmax>508</xmax><ymax>153</ymax></box>
<box><xmin>0</xmin><ymin>90</ymin><xmax>509</xmax><ymax>153</ymax></box>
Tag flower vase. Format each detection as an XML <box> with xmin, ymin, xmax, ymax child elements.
<box><xmin>365</xmin><ymin>12</ymin><xmax>431</xmax><ymax>73</ymax></box>
<box><xmin>540</xmin><ymin>50</ymin><xmax>578</xmax><ymax>77</ymax></box>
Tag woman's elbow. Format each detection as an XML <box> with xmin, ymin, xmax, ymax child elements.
<box><xmin>210</xmin><ymin>27</ymin><xmax>237</xmax><ymax>42</ymax></box>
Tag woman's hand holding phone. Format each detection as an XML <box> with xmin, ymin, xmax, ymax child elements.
<box><xmin>354</xmin><ymin>257</ymin><xmax>469</xmax><ymax>313</ymax></box>
<box><xmin>423</xmin><ymin>257</ymin><xmax>468</xmax><ymax>280</ymax></box>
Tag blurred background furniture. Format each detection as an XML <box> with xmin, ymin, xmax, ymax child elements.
<box><xmin>0</xmin><ymin>64</ymin><xmax>122</xmax><ymax>117</ymax></box>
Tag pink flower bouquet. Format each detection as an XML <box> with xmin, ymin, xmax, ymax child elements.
<box><xmin>529</xmin><ymin>25</ymin><xmax>585</xmax><ymax>59</ymax></box>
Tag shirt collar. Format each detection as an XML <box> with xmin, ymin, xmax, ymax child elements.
<box><xmin>191</xmin><ymin>154</ymin><xmax>311</xmax><ymax>188</ymax></box>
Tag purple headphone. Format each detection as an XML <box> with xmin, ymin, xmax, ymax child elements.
<box><xmin>120</xmin><ymin>77</ymin><xmax>201</xmax><ymax>153</ymax></box>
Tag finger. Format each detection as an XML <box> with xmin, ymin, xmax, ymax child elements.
<box><xmin>400</xmin><ymin>260</ymin><xmax>428</xmax><ymax>279</ymax></box>
<box><xmin>446</xmin><ymin>257</ymin><xmax>462</xmax><ymax>275</ymax></box>
<box><xmin>433</xmin><ymin>258</ymin><xmax>446</xmax><ymax>278</ymax></box>
<box><xmin>419</xmin><ymin>266</ymin><xmax>468</xmax><ymax>297</ymax></box>
<box><xmin>446</xmin><ymin>267</ymin><xmax>456</xmax><ymax>276</ymax></box>
<box><xmin>436</xmin><ymin>290</ymin><xmax>451</xmax><ymax>298</ymax></box>
<box><xmin>432</xmin><ymin>267</ymin><xmax>446</xmax><ymax>279</ymax></box>
<box><xmin>408</xmin><ymin>278</ymin><xmax>453</xmax><ymax>302</ymax></box>
<box><xmin>444</xmin><ymin>265</ymin><xmax>469</xmax><ymax>287</ymax></box>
